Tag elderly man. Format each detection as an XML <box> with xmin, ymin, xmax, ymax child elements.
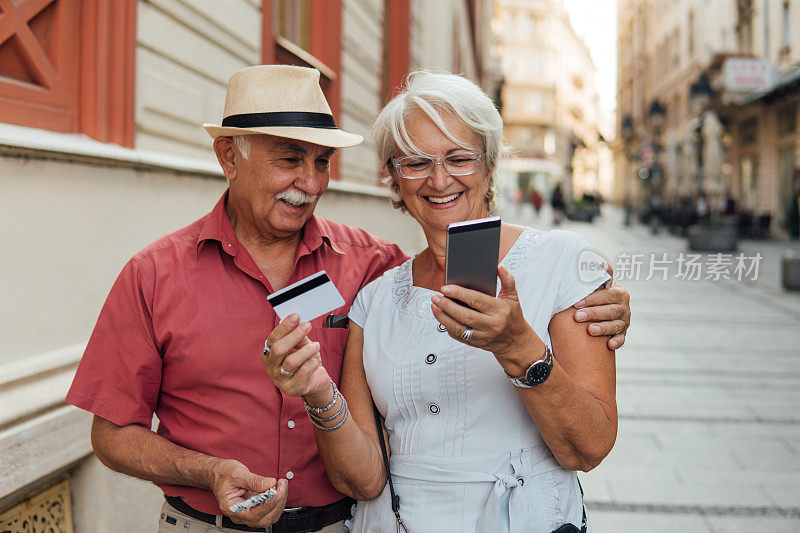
<box><xmin>66</xmin><ymin>65</ymin><xmax>631</xmax><ymax>532</ymax></box>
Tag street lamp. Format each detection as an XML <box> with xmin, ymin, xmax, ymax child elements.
<box><xmin>648</xmin><ymin>100</ymin><xmax>666</xmax><ymax>132</ymax></box>
<box><xmin>621</xmin><ymin>115</ymin><xmax>635</xmax><ymax>226</ymax></box>
<box><xmin>690</xmin><ymin>75</ymin><xmax>713</xmax><ymax>204</ymax></box>
<box><xmin>648</xmin><ymin>99</ymin><xmax>667</xmax><ymax>233</ymax></box>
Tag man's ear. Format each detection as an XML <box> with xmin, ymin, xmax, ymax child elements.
<box><xmin>213</xmin><ymin>137</ymin><xmax>237</xmax><ymax>182</ymax></box>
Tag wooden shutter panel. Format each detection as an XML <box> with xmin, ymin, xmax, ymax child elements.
<box><xmin>0</xmin><ymin>0</ymin><xmax>81</xmax><ymax>132</ymax></box>
<box><xmin>0</xmin><ymin>0</ymin><xmax>135</xmax><ymax>147</ymax></box>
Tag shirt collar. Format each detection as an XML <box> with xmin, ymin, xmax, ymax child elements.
<box><xmin>197</xmin><ymin>191</ymin><xmax>345</xmax><ymax>257</ymax></box>
<box><xmin>301</xmin><ymin>216</ymin><xmax>346</xmax><ymax>256</ymax></box>
<box><xmin>197</xmin><ymin>191</ymin><xmax>238</xmax><ymax>257</ymax></box>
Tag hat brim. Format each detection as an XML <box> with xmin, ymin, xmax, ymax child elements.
<box><xmin>203</xmin><ymin>124</ymin><xmax>363</xmax><ymax>148</ymax></box>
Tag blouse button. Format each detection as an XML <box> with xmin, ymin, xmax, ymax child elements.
<box><xmin>437</xmin><ymin>323</ymin><xmax>447</xmax><ymax>332</ymax></box>
<box><xmin>425</xmin><ymin>353</ymin><xmax>437</xmax><ymax>364</ymax></box>
<box><xmin>429</xmin><ymin>403</ymin><xmax>440</xmax><ymax>415</ymax></box>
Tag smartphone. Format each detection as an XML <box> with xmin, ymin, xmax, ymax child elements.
<box><xmin>445</xmin><ymin>216</ymin><xmax>501</xmax><ymax>297</ymax></box>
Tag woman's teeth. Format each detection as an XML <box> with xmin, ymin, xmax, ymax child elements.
<box><xmin>426</xmin><ymin>193</ymin><xmax>461</xmax><ymax>204</ymax></box>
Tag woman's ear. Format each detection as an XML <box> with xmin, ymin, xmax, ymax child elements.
<box><xmin>213</xmin><ymin>137</ymin><xmax>237</xmax><ymax>182</ymax></box>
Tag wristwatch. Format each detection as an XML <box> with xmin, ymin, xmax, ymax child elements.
<box><xmin>507</xmin><ymin>344</ymin><xmax>553</xmax><ymax>388</ymax></box>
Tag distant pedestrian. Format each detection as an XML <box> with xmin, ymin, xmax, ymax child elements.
<box><xmin>788</xmin><ymin>169</ymin><xmax>800</xmax><ymax>239</ymax></box>
<box><xmin>551</xmin><ymin>183</ymin><xmax>566</xmax><ymax>225</ymax></box>
<box><xmin>530</xmin><ymin>188</ymin><xmax>543</xmax><ymax>216</ymax></box>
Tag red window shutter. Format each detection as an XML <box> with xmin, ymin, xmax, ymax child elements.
<box><xmin>0</xmin><ymin>0</ymin><xmax>135</xmax><ymax>147</ymax></box>
<box><xmin>0</xmin><ymin>0</ymin><xmax>81</xmax><ymax>132</ymax></box>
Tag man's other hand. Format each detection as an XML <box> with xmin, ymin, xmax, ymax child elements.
<box><xmin>573</xmin><ymin>263</ymin><xmax>631</xmax><ymax>350</ymax></box>
<box><xmin>211</xmin><ymin>458</ymin><xmax>288</xmax><ymax>527</ymax></box>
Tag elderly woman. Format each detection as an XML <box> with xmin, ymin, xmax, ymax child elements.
<box><xmin>266</xmin><ymin>72</ymin><xmax>617</xmax><ymax>532</ymax></box>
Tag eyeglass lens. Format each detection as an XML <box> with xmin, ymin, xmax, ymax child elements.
<box><xmin>396</xmin><ymin>152</ymin><xmax>479</xmax><ymax>178</ymax></box>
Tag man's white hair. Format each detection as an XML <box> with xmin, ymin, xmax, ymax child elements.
<box><xmin>231</xmin><ymin>135</ymin><xmax>252</xmax><ymax>159</ymax></box>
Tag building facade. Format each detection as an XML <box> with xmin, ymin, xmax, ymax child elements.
<box><xmin>493</xmin><ymin>0</ymin><xmax>612</xmax><ymax>204</ymax></box>
<box><xmin>615</xmin><ymin>0</ymin><xmax>800</xmax><ymax>236</ymax></box>
<box><xmin>0</xmin><ymin>1</ymin><xmax>494</xmax><ymax>530</ymax></box>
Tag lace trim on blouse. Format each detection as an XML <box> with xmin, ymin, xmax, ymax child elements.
<box><xmin>392</xmin><ymin>227</ymin><xmax>547</xmax><ymax>318</ymax></box>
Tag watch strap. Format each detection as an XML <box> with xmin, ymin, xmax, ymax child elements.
<box><xmin>507</xmin><ymin>344</ymin><xmax>553</xmax><ymax>388</ymax></box>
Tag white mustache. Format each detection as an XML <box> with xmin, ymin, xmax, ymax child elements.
<box><xmin>276</xmin><ymin>189</ymin><xmax>317</xmax><ymax>205</ymax></box>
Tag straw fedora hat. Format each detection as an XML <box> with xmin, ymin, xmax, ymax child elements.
<box><xmin>203</xmin><ymin>65</ymin><xmax>363</xmax><ymax>148</ymax></box>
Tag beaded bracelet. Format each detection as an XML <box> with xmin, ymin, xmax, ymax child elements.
<box><xmin>307</xmin><ymin>396</ymin><xmax>349</xmax><ymax>432</ymax></box>
<box><xmin>301</xmin><ymin>380</ymin><xmax>339</xmax><ymax>414</ymax></box>
<box><xmin>307</xmin><ymin>396</ymin><xmax>346</xmax><ymax>423</ymax></box>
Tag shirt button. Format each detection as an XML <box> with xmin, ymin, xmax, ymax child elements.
<box><xmin>286</xmin><ymin>471</ymin><xmax>294</xmax><ymax>480</ymax></box>
<box><xmin>287</xmin><ymin>420</ymin><xmax>295</xmax><ymax>429</ymax></box>
<box><xmin>425</xmin><ymin>354</ymin><xmax>437</xmax><ymax>364</ymax></box>
<box><xmin>437</xmin><ymin>323</ymin><xmax>447</xmax><ymax>332</ymax></box>
<box><xmin>429</xmin><ymin>403</ymin><xmax>440</xmax><ymax>415</ymax></box>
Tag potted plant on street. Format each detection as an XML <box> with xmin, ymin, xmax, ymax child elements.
<box><xmin>687</xmin><ymin>220</ymin><xmax>738</xmax><ymax>251</ymax></box>
<box><xmin>687</xmin><ymin>193</ymin><xmax>738</xmax><ymax>252</ymax></box>
<box><xmin>566</xmin><ymin>194</ymin><xmax>599</xmax><ymax>223</ymax></box>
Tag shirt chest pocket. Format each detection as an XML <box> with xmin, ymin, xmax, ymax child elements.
<box><xmin>314</xmin><ymin>326</ymin><xmax>350</xmax><ymax>382</ymax></box>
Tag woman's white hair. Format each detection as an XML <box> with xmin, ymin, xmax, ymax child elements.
<box><xmin>372</xmin><ymin>70</ymin><xmax>507</xmax><ymax>212</ymax></box>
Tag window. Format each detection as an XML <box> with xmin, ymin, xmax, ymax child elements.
<box><xmin>672</xmin><ymin>94</ymin><xmax>681</xmax><ymax>127</ymax></box>
<box><xmin>778</xmin><ymin>146</ymin><xmax>795</xmax><ymax>226</ymax></box>
<box><xmin>0</xmin><ymin>0</ymin><xmax>135</xmax><ymax>146</ymax></box>
<box><xmin>524</xmin><ymin>93</ymin><xmax>543</xmax><ymax>115</ymax></box>
<box><xmin>783</xmin><ymin>1</ymin><xmax>791</xmax><ymax>51</ymax></box>
<box><xmin>262</xmin><ymin>0</ymin><xmax>343</xmax><ymax>175</ymax></box>
<box><xmin>740</xmin><ymin>155</ymin><xmax>758</xmax><ymax>210</ymax></box>
<box><xmin>262</xmin><ymin>0</ymin><xmax>341</xmax><ymax>112</ymax></box>
<box><xmin>740</xmin><ymin>117</ymin><xmax>758</xmax><ymax>145</ymax></box>
<box><xmin>778</xmin><ymin>104</ymin><xmax>797</xmax><ymax>137</ymax></box>
<box><xmin>672</xmin><ymin>29</ymin><xmax>680</xmax><ymax>67</ymax></box>
<box><xmin>273</xmin><ymin>0</ymin><xmax>311</xmax><ymax>51</ymax></box>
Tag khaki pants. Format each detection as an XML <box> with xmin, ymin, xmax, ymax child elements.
<box><xmin>158</xmin><ymin>501</ymin><xmax>348</xmax><ymax>533</ymax></box>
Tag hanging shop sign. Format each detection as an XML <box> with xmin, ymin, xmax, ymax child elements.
<box><xmin>722</xmin><ymin>58</ymin><xmax>777</xmax><ymax>92</ymax></box>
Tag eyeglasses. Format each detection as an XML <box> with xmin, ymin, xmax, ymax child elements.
<box><xmin>391</xmin><ymin>151</ymin><xmax>483</xmax><ymax>179</ymax></box>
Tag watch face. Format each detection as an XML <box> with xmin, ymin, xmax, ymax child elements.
<box><xmin>525</xmin><ymin>361</ymin><xmax>551</xmax><ymax>385</ymax></box>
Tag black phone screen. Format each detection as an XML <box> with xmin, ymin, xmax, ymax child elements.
<box><xmin>445</xmin><ymin>216</ymin><xmax>501</xmax><ymax>297</ymax></box>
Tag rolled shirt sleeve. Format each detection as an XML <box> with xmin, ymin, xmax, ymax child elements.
<box><xmin>66</xmin><ymin>257</ymin><xmax>162</xmax><ymax>427</ymax></box>
<box><xmin>552</xmin><ymin>230</ymin><xmax>611</xmax><ymax>315</ymax></box>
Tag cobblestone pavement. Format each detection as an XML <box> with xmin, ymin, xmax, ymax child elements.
<box><xmin>497</xmin><ymin>202</ymin><xmax>800</xmax><ymax>532</ymax></box>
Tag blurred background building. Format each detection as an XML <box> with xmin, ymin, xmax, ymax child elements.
<box><xmin>493</xmin><ymin>0</ymin><xmax>613</xmax><ymax>210</ymax></box>
<box><xmin>0</xmin><ymin>1</ymin><xmax>498</xmax><ymax>530</ymax></box>
<box><xmin>616</xmin><ymin>0</ymin><xmax>800</xmax><ymax>237</ymax></box>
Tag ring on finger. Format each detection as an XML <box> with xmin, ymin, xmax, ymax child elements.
<box><xmin>460</xmin><ymin>327</ymin><xmax>474</xmax><ymax>342</ymax></box>
<box><xmin>263</xmin><ymin>340</ymin><xmax>271</xmax><ymax>357</ymax></box>
<box><xmin>280</xmin><ymin>366</ymin><xmax>294</xmax><ymax>377</ymax></box>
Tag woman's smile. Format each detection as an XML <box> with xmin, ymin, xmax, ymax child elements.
<box><xmin>422</xmin><ymin>191</ymin><xmax>463</xmax><ymax>209</ymax></box>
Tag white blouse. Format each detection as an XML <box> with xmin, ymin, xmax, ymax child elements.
<box><xmin>346</xmin><ymin>228</ymin><xmax>610</xmax><ymax>533</ymax></box>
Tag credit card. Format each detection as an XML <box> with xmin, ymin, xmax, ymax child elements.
<box><xmin>267</xmin><ymin>270</ymin><xmax>345</xmax><ymax>323</ymax></box>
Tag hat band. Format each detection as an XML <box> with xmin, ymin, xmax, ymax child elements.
<box><xmin>221</xmin><ymin>111</ymin><xmax>337</xmax><ymax>129</ymax></box>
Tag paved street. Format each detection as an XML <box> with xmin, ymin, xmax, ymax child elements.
<box><xmin>497</xmin><ymin>201</ymin><xmax>800</xmax><ymax>532</ymax></box>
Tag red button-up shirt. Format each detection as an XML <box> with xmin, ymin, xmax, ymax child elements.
<box><xmin>66</xmin><ymin>192</ymin><xmax>408</xmax><ymax>514</ymax></box>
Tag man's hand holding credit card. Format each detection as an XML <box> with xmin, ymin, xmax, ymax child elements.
<box><xmin>267</xmin><ymin>270</ymin><xmax>345</xmax><ymax>323</ymax></box>
<box><xmin>262</xmin><ymin>270</ymin><xmax>346</xmax><ymax>400</ymax></box>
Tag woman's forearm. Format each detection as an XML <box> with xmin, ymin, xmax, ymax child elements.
<box><xmin>303</xmin><ymin>387</ymin><xmax>387</xmax><ymax>500</ymax></box>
